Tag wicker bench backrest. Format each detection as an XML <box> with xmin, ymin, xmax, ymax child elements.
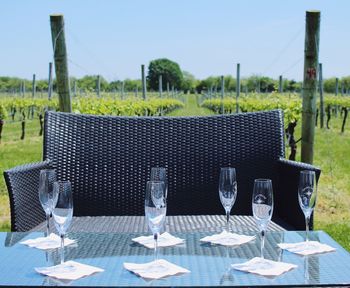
<box><xmin>44</xmin><ymin>110</ymin><xmax>285</xmax><ymax>216</ymax></box>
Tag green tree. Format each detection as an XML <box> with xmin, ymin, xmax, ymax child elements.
<box><xmin>147</xmin><ymin>58</ymin><xmax>183</xmax><ymax>91</ymax></box>
<box><xmin>77</xmin><ymin>75</ymin><xmax>108</xmax><ymax>92</ymax></box>
<box><xmin>196</xmin><ymin>76</ymin><xmax>220</xmax><ymax>93</ymax></box>
<box><xmin>182</xmin><ymin>71</ymin><xmax>198</xmax><ymax>93</ymax></box>
<box><xmin>324</xmin><ymin>77</ymin><xmax>336</xmax><ymax>94</ymax></box>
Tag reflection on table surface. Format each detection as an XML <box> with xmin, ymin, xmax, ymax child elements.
<box><xmin>0</xmin><ymin>230</ymin><xmax>349</xmax><ymax>287</ymax></box>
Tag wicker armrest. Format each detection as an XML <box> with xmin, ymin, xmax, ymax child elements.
<box><xmin>274</xmin><ymin>158</ymin><xmax>321</xmax><ymax>230</ymax></box>
<box><xmin>3</xmin><ymin>160</ymin><xmax>52</xmax><ymax>231</ymax></box>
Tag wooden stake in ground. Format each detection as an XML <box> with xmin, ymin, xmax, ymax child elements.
<box><xmin>335</xmin><ymin>78</ymin><xmax>339</xmax><ymax>96</ymax></box>
<box><xmin>221</xmin><ymin>76</ymin><xmax>224</xmax><ymax>114</ymax></box>
<box><xmin>73</xmin><ymin>81</ymin><xmax>77</xmax><ymax>97</ymax></box>
<box><xmin>301</xmin><ymin>10</ymin><xmax>320</xmax><ymax>164</ymax></box>
<box><xmin>159</xmin><ymin>75</ymin><xmax>163</xmax><ymax>98</ymax></box>
<box><xmin>32</xmin><ymin>74</ymin><xmax>36</xmax><ymax>98</ymax></box>
<box><xmin>22</xmin><ymin>81</ymin><xmax>26</xmax><ymax>97</ymax></box>
<box><xmin>319</xmin><ymin>63</ymin><xmax>325</xmax><ymax>129</ymax></box>
<box><xmin>96</xmin><ymin>75</ymin><xmax>101</xmax><ymax>97</ymax></box>
<box><xmin>31</xmin><ymin>74</ymin><xmax>36</xmax><ymax>118</ymax></box>
<box><xmin>279</xmin><ymin>75</ymin><xmax>283</xmax><ymax>93</ymax></box>
<box><xmin>236</xmin><ymin>63</ymin><xmax>240</xmax><ymax>113</ymax></box>
<box><xmin>121</xmin><ymin>81</ymin><xmax>125</xmax><ymax>100</ymax></box>
<box><xmin>48</xmin><ymin>62</ymin><xmax>53</xmax><ymax>100</ymax></box>
<box><xmin>50</xmin><ymin>14</ymin><xmax>72</xmax><ymax>112</ymax></box>
<box><xmin>141</xmin><ymin>64</ymin><xmax>147</xmax><ymax>100</ymax></box>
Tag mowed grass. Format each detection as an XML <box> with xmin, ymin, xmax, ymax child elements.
<box><xmin>0</xmin><ymin>119</ymin><xmax>43</xmax><ymax>230</ymax></box>
<box><xmin>0</xmin><ymin>95</ymin><xmax>349</xmax><ymax>252</ymax></box>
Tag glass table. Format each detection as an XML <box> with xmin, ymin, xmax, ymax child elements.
<box><xmin>2</xmin><ymin>229</ymin><xmax>350</xmax><ymax>287</ymax></box>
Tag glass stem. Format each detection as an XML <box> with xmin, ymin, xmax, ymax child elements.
<box><xmin>261</xmin><ymin>230</ymin><xmax>265</xmax><ymax>259</ymax></box>
<box><xmin>226</xmin><ymin>211</ymin><xmax>230</xmax><ymax>232</ymax></box>
<box><xmin>154</xmin><ymin>233</ymin><xmax>158</xmax><ymax>260</ymax></box>
<box><xmin>60</xmin><ymin>234</ymin><xmax>65</xmax><ymax>264</ymax></box>
<box><xmin>46</xmin><ymin>213</ymin><xmax>50</xmax><ymax>237</ymax></box>
<box><xmin>305</xmin><ymin>216</ymin><xmax>310</xmax><ymax>242</ymax></box>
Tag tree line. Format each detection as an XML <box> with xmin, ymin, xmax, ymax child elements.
<box><xmin>1</xmin><ymin>58</ymin><xmax>349</xmax><ymax>95</ymax></box>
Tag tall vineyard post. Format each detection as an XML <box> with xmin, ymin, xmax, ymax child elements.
<box><xmin>319</xmin><ymin>63</ymin><xmax>325</xmax><ymax>129</ymax></box>
<box><xmin>335</xmin><ymin>78</ymin><xmax>339</xmax><ymax>96</ymax></box>
<box><xmin>48</xmin><ymin>62</ymin><xmax>53</xmax><ymax>100</ymax></box>
<box><xmin>97</xmin><ymin>75</ymin><xmax>101</xmax><ymax>98</ymax></box>
<box><xmin>50</xmin><ymin>14</ymin><xmax>72</xmax><ymax>112</ymax></box>
<box><xmin>31</xmin><ymin>74</ymin><xmax>36</xmax><ymax>118</ymax></box>
<box><xmin>279</xmin><ymin>75</ymin><xmax>283</xmax><ymax>93</ymax></box>
<box><xmin>220</xmin><ymin>75</ymin><xmax>224</xmax><ymax>114</ymax></box>
<box><xmin>141</xmin><ymin>64</ymin><xmax>147</xmax><ymax>100</ymax></box>
<box><xmin>236</xmin><ymin>63</ymin><xmax>240</xmax><ymax>113</ymax></box>
<box><xmin>301</xmin><ymin>10</ymin><xmax>320</xmax><ymax>165</ymax></box>
<box><xmin>159</xmin><ymin>75</ymin><xmax>163</xmax><ymax>98</ymax></box>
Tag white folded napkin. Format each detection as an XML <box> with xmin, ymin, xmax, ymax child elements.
<box><xmin>200</xmin><ymin>230</ymin><xmax>255</xmax><ymax>246</ymax></box>
<box><xmin>21</xmin><ymin>233</ymin><xmax>76</xmax><ymax>250</ymax></box>
<box><xmin>35</xmin><ymin>260</ymin><xmax>104</xmax><ymax>280</ymax></box>
<box><xmin>278</xmin><ymin>241</ymin><xmax>336</xmax><ymax>256</ymax></box>
<box><xmin>231</xmin><ymin>257</ymin><xmax>297</xmax><ymax>277</ymax></box>
<box><xmin>132</xmin><ymin>232</ymin><xmax>184</xmax><ymax>249</ymax></box>
<box><xmin>124</xmin><ymin>259</ymin><xmax>190</xmax><ymax>280</ymax></box>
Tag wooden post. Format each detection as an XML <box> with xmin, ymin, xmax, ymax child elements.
<box><xmin>74</xmin><ymin>81</ymin><xmax>77</xmax><ymax>97</ymax></box>
<box><xmin>50</xmin><ymin>14</ymin><xmax>72</xmax><ymax>112</ymax></box>
<box><xmin>167</xmin><ymin>82</ymin><xmax>170</xmax><ymax>96</ymax></box>
<box><xmin>279</xmin><ymin>75</ymin><xmax>283</xmax><ymax>93</ymax></box>
<box><xmin>141</xmin><ymin>64</ymin><xmax>147</xmax><ymax>100</ymax></box>
<box><xmin>121</xmin><ymin>81</ymin><xmax>125</xmax><ymax>100</ymax></box>
<box><xmin>236</xmin><ymin>63</ymin><xmax>240</xmax><ymax>113</ymax></box>
<box><xmin>23</xmin><ymin>81</ymin><xmax>26</xmax><ymax>97</ymax></box>
<box><xmin>301</xmin><ymin>10</ymin><xmax>320</xmax><ymax>164</ymax></box>
<box><xmin>221</xmin><ymin>75</ymin><xmax>225</xmax><ymax>114</ymax></box>
<box><xmin>319</xmin><ymin>63</ymin><xmax>325</xmax><ymax>129</ymax></box>
<box><xmin>32</xmin><ymin>74</ymin><xmax>36</xmax><ymax>98</ymax></box>
<box><xmin>335</xmin><ymin>77</ymin><xmax>339</xmax><ymax>96</ymax></box>
<box><xmin>159</xmin><ymin>75</ymin><xmax>163</xmax><ymax>98</ymax></box>
<box><xmin>96</xmin><ymin>75</ymin><xmax>101</xmax><ymax>97</ymax></box>
<box><xmin>48</xmin><ymin>62</ymin><xmax>53</xmax><ymax>100</ymax></box>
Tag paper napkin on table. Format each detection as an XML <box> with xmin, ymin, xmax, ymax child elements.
<box><xmin>124</xmin><ymin>259</ymin><xmax>190</xmax><ymax>280</ymax></box>
<box><xmin>200</xmin><ymin>230</ymin><xmax>255</xmax><ymax>246</ymax></box>
<box><xmin>21</xmin><ymin>233</ymin><xmax>76</xmax><ymax>250</ymax></box>
<box><xmin>278</xmin><ymin>241</ymin><xmax>336</xmax><ymax>256</ymax></box>
<box><xmin>231</xmin><ymin>257</ymin><xmax>297</xmax><ymax>277</ymax></box>
<box><xmin>132</xmin><ymin>232</ymin><xmax>184</xmax><ymax>249</ymax></box>
<box><xmin>35</xmin><ymin>260</ymin><xmax>104</xmax><ymax>280</ymax></box>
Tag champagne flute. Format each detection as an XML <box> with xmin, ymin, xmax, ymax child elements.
<box><xmin>298</xmin><ymin>170</ymin><xmax>317</xmax><ymax>242</ymax></box>
<box><xmin>150</xmin><ymin>167</ymin><xmax>168</xmax><ymax>199</ymax></box>
<box><xmin>145</xmin><ymin>181</ymin><xmax>166</xmax><ymax>260</ymax></box>
<box><xmin>52</xmin><ymin>181</ymin><xmax>73</xmax><ymax>264</ymax></box>
<box><xmin>219</xmin><ymin>168</ymin><xmax>237</xmax><ymax>232</ymax></box>
<box><xmin>38</xmin><ymin>169</ymin><xmax>57</xmax><ymax>237</ymax></box>
<box><xmin>252</xmin><ymin>179</ymin><xmax>273</xmax><ymax>259</ymax></box>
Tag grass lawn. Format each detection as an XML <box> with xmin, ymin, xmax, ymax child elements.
<box><xmin>0</xmin><ymin>95</ymin><xmax>349</xmax><ymax>251</ymax></box>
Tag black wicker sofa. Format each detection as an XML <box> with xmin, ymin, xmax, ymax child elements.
<box><xmin>4</xmin><ymin>109</ymin><xmax>320</xmax><ymax>232</ymax></box>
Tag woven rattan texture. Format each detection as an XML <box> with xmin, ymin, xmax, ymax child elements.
<box><xmin>3</xmin><ymin>161</ymin><xmax>51</xmax><ymax>231</ymax></box>
<box><xmin>44</xmin><ymin>110</ymin><xmax>285</xmax><ymax>217</ymax></box>
<box><xmin>276</xmin><ymin>158</ymin><xmax>321</xmax><ymax>230</ymax></box>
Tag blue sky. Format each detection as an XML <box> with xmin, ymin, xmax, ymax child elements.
<box><xmin>0</xmin><ymin>0</ymin><xmax>349</xmax><ymax>81</ymax></box>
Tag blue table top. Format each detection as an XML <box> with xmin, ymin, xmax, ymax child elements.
<box><xmin>1</xmin><ymin>230</ymin><xmax>350</xmax><ymax>287</ymax></box>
